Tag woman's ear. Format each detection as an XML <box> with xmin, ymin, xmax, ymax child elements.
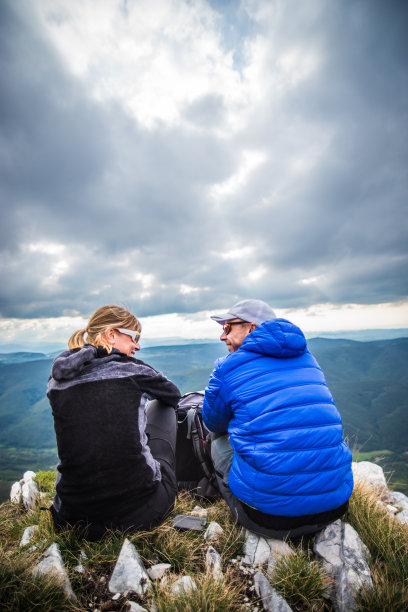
<box><xmin>103</xmin><ymin>328</ymin><xmax>116</xmax><ymax>345</ymax></box>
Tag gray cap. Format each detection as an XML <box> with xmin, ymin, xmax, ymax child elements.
<box><xmin>210</xmin><ymin>299</ymin><xmax>276</xmax><ymax>326</ymax></box>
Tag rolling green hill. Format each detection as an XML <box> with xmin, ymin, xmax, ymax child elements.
<box><xmin>0</xmin><ymin>337</ymin><xmax>407</xmax><ymax>500</ymax></box>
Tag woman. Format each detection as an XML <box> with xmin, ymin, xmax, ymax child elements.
<box><xmin>47</xmin><ymin>305</ymin><xmax>180</xmax><ymax>540</ymax></box>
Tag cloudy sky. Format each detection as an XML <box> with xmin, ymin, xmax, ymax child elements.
<box><xmin>1</xmin><ymin>0</ymin><xmax>407</xmax><ymax>344</ymax></box>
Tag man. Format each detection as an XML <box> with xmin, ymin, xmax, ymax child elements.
<box><xmin>203</xmin><ymin>299</ymin><xmax>353</xmax><ymax>539</ymax></box>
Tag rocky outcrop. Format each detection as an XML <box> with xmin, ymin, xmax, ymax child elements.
<box><xmin>9</xmin><ymin>462</ymin><xmax>408</xmax><ymax>610</ymax></box>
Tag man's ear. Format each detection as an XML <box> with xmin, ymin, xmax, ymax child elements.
<box><xmin>249</xmin><ymin>323</ymin><xmax>257</xmax><ymax>333</ymax></box>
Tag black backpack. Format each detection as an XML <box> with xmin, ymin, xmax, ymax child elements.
<box><xmin>175</xmin><ymin>391</ymin><xmax>220</xmax><ymax>500</ymax></box>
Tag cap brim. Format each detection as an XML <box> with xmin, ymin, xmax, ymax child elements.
<box><xmin>210</xmin><ymin>312</ymin><xmax>234</xmax><ymax>324</ymax></box>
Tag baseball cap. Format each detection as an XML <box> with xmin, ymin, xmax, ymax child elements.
<box><xmin>210</xmin><ymin>299</ymin><xmax>276</xmax><ymax>326</ymax></box>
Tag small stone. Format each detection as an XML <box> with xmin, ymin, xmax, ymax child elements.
<box><xmin>147</xmin><ymin>563</ymin><xmax>172</xmax><ymax>581</ymax></box>
<box><xmin>171</xmin><ymin>575</ymin><xmax>196</xmax><ymax>595</ymax></box>
<box><xmin>206</xmin><ymin>545</ymin><xmax>223</xmax><ymax>579</ymax></box>
<box><xmin>74</xmin><ymin>563</ymin><xmax>85</xmax><ymax>574</ymax></box>
<box><xmin>191</xmin><ymin>505</ymin><xmax>208</xmax><ymax>518</ymax></box>
<box><xmin>112</xmin><ymin>593</ymin><xmax>121</xmax><ymax>600</ymax></box>
<box><xmin>204</xmin><ymin>521</ymin><xmax>224</xmax><ymax>541</ymax></box>
<box><xmin>19</xmin><ymin>525</ymin><xmax>39</xmax><ymax>547</ymax></box>
<box><xmin>127</xmin><ymin>603</ymin><xmax>148</xmax><ymax>612</ymax></box>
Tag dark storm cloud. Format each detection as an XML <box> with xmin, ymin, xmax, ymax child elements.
<box><xmin>0</xmin><ymin>0</ymin><xmax>407</xmax><ymax>321</ymax></box>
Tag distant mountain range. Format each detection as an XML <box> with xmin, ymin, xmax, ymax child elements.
<box><xmin>0</xmin><ymin>337</ymin><xmax>407</xmax><ymax>501</ymax></box>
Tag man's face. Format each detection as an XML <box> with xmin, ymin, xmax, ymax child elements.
<box><xmin>220</xmin><ymin>318</ymin><xmax>254</xmax><ymax>353</ymax></box>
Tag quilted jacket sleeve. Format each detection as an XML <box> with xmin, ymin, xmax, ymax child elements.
<box><xmin>202</xmin><ymin>362</ymin><xmax>232</xmax><ymax>432</ymax></box>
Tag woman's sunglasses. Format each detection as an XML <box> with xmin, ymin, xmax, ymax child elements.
<box><xmin>116</xmin><ymin>328</ymin><xmax>141</xmax><ymax>343</ymax></box>
<box><xmin>222</xmin><ymin>321</ymin><xmax>247</xmax><ymax>335</ymax></box>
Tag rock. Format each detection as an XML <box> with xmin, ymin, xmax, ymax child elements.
<box><xmin>266</xmin><ymin>540</ymin><xmax>293</xmax><ymax>577</ymax></box>
<box><xmin>206</xmin><ymin>545</ymin><xmax>223</xmax><ymax>579</ymax></box>
<box><xmin>10</xmin><ymin>481</ymin><xmax>22</xmax><ymax>504</ymax></box>
<box><xmin>352</xmin><ymin>461</ymin><xmax>387</xmax><ymax>489</ymax></box>
<box><xmin>23</xmin><ymin>470</ymin><xmax>36</xmax><ymax>481</ymax></box>
<box><xmin>21</xmin><ymin>472</ymin><xmax>40</xmax><ymax>510</ymax></box>
<box><xmin>74</xmin><ymin>563</ymin><xmax>85</xmax><ymax>574</ymax></box>
<box><xmin>243</xmin><ymin>532</ymin><xmax>291</xmax><ymax>567</ymax></box>
<box><xmin>127</xmin><ymin>603</ymin><xmax>148</xmax><ymax>612</ymax></box>
<box><xmin>389</xmin><ymin>490</ymin><xmax>408</xmax><ymax>525</ymax></box>
<box><xmin>171</xmin><ymin>575</ymin><xmax>196</xmax><ymax>595</ymax></box>
<box><xmin>191</xmin><ymin>505</ymin><xmax>208</xmax><ymax>518</ymax></box>
<box><xmin>204</xmin><ymin>521</ymin><xmax>224</xmax><ymax>541</ymax></box>
<box><xmin>112</xmin><ymin>592</ymin><xmax>121</xmax><ymax>600</ymax></box>
<box><xmin>108</xmin><ymin>539</ymin><xmax>151</xmax><ymax>596</ymax></box>
<box><xmin>147</xmin><ymin>563</ymin><xmax>172</xmax><ymax>580</ymax></box>
<box><xmin>19</xmin><ymin>525</ymin><xmax>39</xmax><ymax>547</ymax></box>
<box><xmin>314</xmin><ymin>520</ymin><xmax>372</xmax><ymax>611</ymax></box>
<box><xmin>32</xmin><ymin>542</ymin><xmax>76</xmax><ymax>601</ymax></box>
<box><xmin>254</xmin><ymin>571</ymin><xmax>293</xmax><ymax>611</ymax></box>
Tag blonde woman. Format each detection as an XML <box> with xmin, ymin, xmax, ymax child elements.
<box><xmin>47</xmin><ymin>305</ymin><xmax>180</xmax><ymax>540</ymax></box>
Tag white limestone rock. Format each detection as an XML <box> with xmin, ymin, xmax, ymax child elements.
<box><xmin>32</xmin><ymin>542</ymin><xmax>76</xmax><ymax>601</ymax></box>
<box><xmin>108</xmin><ymin>539</ymin><xmax>151</xmax><ymax>596</ymax></box>
<box><xmin>23</xmin><ymin>470</ymin><xmax>36</xmax><ymax>481</ymax></box>
<box><xmin>127</xmin><ymin>603</ymin><xmax>148</xmax><ymax>612</ymax></box>
<box><xmin>171</xmin><ymin>575</ymin><xmax>196</xmax><ymax>595</ymax></box>
<box><xmin>191</xmin><ymin>505</ymin><xmax>208</xmax><ymax>518</ymax></box>
<box><xmin>204</xmin><ymin>521</ymin><xmax>224</xmax><ymax>541</ymax></box>
<box><xmin>243</xmin><ymin>531</ymin><xmax>292</xmax><ymax>567</ymax></box>
<box><xmin>266</xmin><ymin>540</ymin><xmax>293</xmax><ymax>577</ymax></box>
<box><xmin>19</xmin><ymin>525</ymin><xmax>39</xmax><ymax>547</ymax></box>
<box><xmin>10</xmin><ymin>481</ymin><xmax>22</xmax><ymax>504</ymax></box>
<box><xmin>352</xmin><ymin>461</ymin><xmax>387</xmax><ymax>489</ymax></box>
<box><xmin>314</xmin><ymin>520</ymin><xmax>372</xmax><ymax>612</ymax></box>
<box><xmin>389</xmin><ymin>490</ymin><xmax>408</xmax><ymax>525</ymax></box>
<box><xmin>206</xmin><ymin>545</ymin><xmax>223</xmax><ymax>579</ymax></box>
<box><xmin>254</xmin><ymin>571</ymin><xmax>293</xmax><ymax>611</ymax></box>
<box><xmin>147</xmin><ymin>563</ymin><xmax>172</xmax><ymax>581</ymax></box>
<box><xmin>21</xmin><ymin>478</ymin><xmax>40</xmax><ymax>511</ymax></box>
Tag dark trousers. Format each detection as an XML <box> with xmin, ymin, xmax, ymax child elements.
<box><xmin>51</xmin><ymin>400</ymin><xmax>177</xmax><ymax>540</ymax></box>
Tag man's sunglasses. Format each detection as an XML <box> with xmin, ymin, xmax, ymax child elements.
<box><xmin>116</xmin><ymin>328</ymin><xmax>141</xmax><ymax>343</ymax></box>
<box><xmin>222</xmin><ymin>321</ymin><xmax>248</xmax><ymax>335</ymax></box>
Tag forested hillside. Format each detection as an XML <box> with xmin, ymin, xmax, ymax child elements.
<box><xmin>0</xmin><ymin>337</ymin><xmax>407</xmax><ymax>500</ymax></box>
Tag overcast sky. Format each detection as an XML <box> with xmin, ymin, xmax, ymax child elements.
<box><xmin>1</xmin><ymin>0</ymin><xmax>407</xmax><ymax>344</ymax></box>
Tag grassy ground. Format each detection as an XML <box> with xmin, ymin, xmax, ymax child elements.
<box><xmin>0</xmin><ymin>473</ymin><xmax>407</xmax><ymax>611</ymax></box>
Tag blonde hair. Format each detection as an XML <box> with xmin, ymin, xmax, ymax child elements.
<box><xmin>68</xmin><ymin>305</ymin><xmax>141</xmax><ymax>353</ymax></box>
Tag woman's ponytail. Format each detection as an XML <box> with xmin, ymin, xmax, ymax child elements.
<box><xmin>68</xmin><ymin>329</ymin><xmax>88</xmax><ymax>350</ymax></box>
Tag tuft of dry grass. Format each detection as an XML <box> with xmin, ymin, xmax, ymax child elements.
<box><xmin>347</xmin><ymin>480</ymin><xmax>408</xmax><ymax>611</ymax></box>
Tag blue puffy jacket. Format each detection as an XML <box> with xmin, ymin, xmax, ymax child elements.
<box><xmin>203</xmin><ymin>319</ymin><xmax>353</xmax><ymax>516</ymax></box>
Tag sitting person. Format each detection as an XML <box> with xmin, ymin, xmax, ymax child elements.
<box><xmin>202</xmin><ymin>299</ymin><xmax>353</xmax><ymax>539</ymax></box>
<box><xmin>47</xmin><ymin>304</ymin><xmax>180</xmax><ymax>540</ymax></box>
